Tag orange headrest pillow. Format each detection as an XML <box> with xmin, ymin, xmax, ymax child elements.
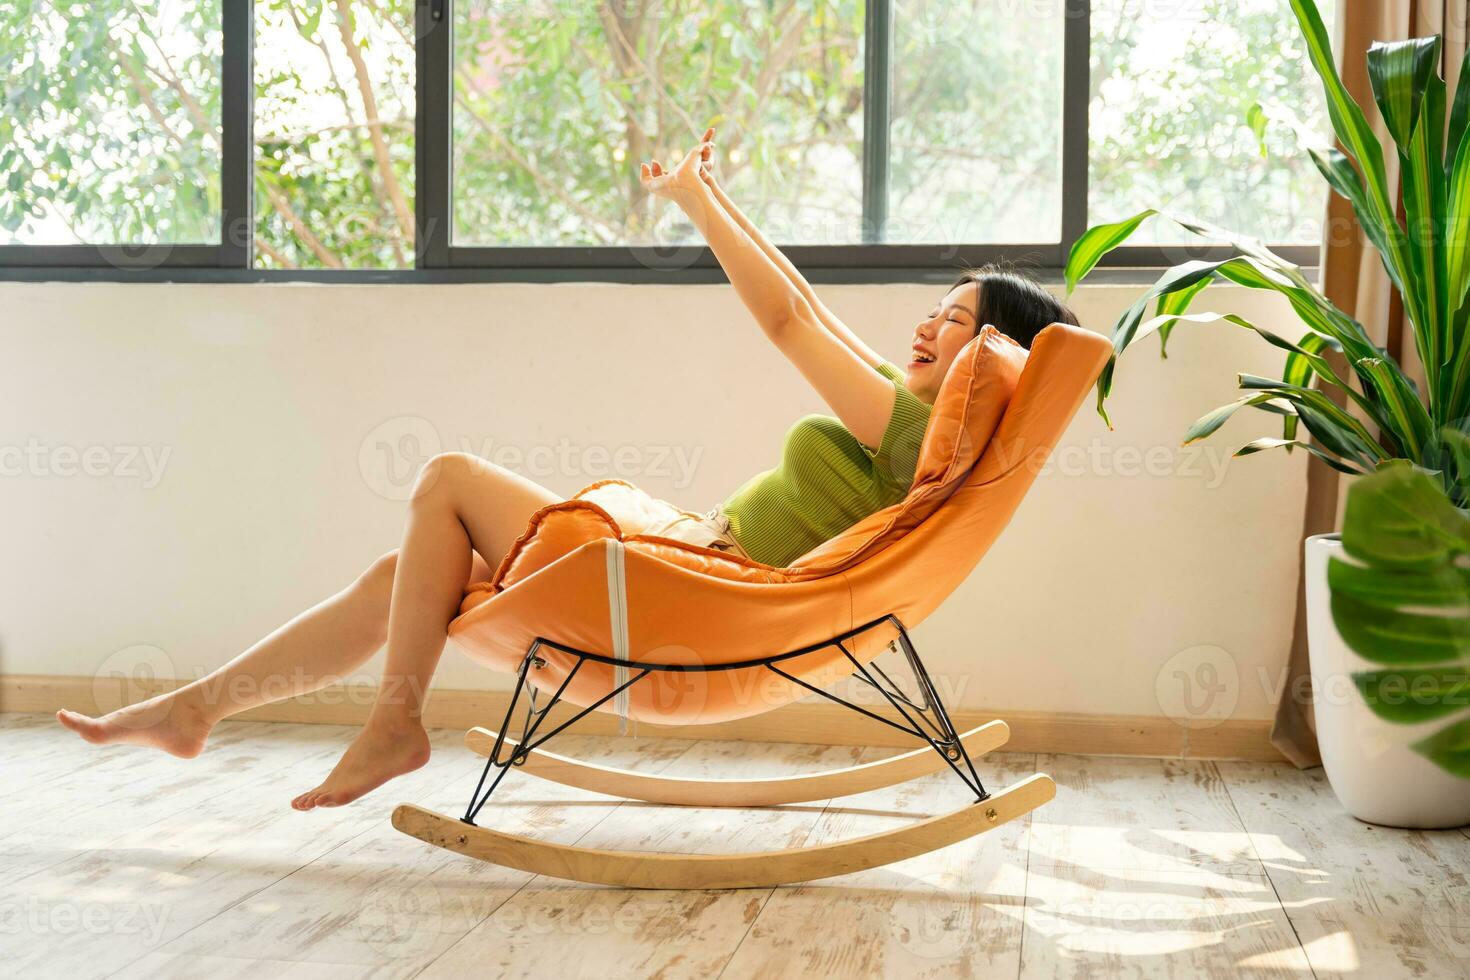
<box><xmin>910</xmin><ymin>324</ymin><xmax>1029</xmax><ymax>494</ymax></box>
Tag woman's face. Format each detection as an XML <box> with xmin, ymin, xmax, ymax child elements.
<box><xmin>904</xmin><ymin>281</ymin><xmax>980</xmax><ymax>404</ymax></box>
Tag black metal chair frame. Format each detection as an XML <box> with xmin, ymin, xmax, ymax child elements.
<box><xmin>461</xmin><ymin>614</ymin><xmax>989</xmax><ymax>826</ymax></box>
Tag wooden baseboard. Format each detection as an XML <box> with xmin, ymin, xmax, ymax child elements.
<box><xmin>2</xmin><ymin>673</ymin><xmax>1288</xmax><ymax>762</ymax></box>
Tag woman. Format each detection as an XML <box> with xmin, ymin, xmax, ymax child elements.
<box><xmin>56</xmin><ymin>128</ymin><xmax>1077</xmax><ymax>810</ymax></box>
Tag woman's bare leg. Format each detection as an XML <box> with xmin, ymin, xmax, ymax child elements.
<box><xmin>56</xmin><ymin>550</ymin><xmax>489</xmax><ymax>757</ymax></box>
<box><xmin>58</xmin><ymin>453</ymin><xmax>557</xmax><ymax>778</ymax></box>
<box><xmin>291</xmin><ymin>452</ymin><xmax>560</xmax><ymax>810</ymax></box>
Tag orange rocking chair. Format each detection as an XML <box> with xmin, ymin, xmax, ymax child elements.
<box><xmin>393</xmin><ymin>322</ymin><xmax>1112</xmax><ymax>889</ymax></box>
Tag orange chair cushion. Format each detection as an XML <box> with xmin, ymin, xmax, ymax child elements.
<box><xmin>484</xmin><ymin>491</ymin><xmax>620</xmax><ymax>592</ymax></box>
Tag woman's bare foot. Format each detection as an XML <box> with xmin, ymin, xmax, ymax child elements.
<box><xmin>291</xmin><ymin>715</ymin><xmax>431</xmax><ymax>811</ymax></box>
<box><xmin>55</xmin><ymin>691</ymin><xmax>212</xmax><ymax>759</ymax></box>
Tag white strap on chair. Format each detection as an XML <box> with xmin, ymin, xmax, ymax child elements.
<box><xmin>604</xmin><ymin>539</ymin><xmax>631</xmax><ymax>734</ymax></box>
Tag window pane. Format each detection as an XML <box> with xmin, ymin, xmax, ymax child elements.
<box><xmin>0</xmin><ymin>0</ymin><xmax>221</xmax><ymax>245</ymax></box>
<box><xmin>1089</xmin><ymin>0</ymin><xmax>1334</xmax><ymax>244</ymax></box>
<box><xmin>887</xmin><ymin>0</ymin><xmax>1064</xmax><ymax>244</ymax></box>
<box><xmin>452</xmin><ymin>0</ymin><xmax>866</xmax><ymax>248</ymax></box>
<box><xmin>254</xmin><ymin>0</ymin><xmax>415</xmax><ymax>269</ymax></box>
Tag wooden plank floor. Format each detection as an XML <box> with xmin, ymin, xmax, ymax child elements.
<box><xmin>4</xmin><ymin>712</ymin><xmax>1468</xmax><ymax>979</ymax></box>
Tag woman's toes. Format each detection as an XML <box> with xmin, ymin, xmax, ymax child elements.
<box><xmin>296</xmin><ymin>789</ymin><xmax>331</xmax><ymax>810</ymax></box>
<box><xmin>56</xmin><ymin>710</ymin><xmax>104</xmax><ymax>744</ymax></box>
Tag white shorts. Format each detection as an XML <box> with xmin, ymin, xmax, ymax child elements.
<box><xmin>639</xmin><ymin>502</ymin><xmax>750</xmax><ymax>559</ymax></box>
<box><xmin>575</xmin><ymin>481</ymin><xmax>752</xmax><ymax>559</ymax></box>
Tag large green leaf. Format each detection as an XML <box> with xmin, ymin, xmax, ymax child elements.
<box><xmin>1080</xmin><ymin>208</ymin><xmax>1379</xmax><ymax>358</ymax></box>
<box><xmin>1153</xmin><ymin>275</ymin><xmax>1212</xmax><ymax>357</ymax></box>
<box><xmin>1288</xmin><ymin>0</ymin><xmax>1412</xmax><ymax>295</ymax></box>
<box><xmin>1184</xmin><ymin>393</ymin><xmax>1286</xmax><ymax>445</ymax></box>
<box><xmin>1352</xmin><ymin>668</ymin><xmax>1470</xmax><ymax>724</ymax></box>
<box><xmin>1369</xmin><ymin>38</ymin><xmax>1447</xmax><ymax>397</ymax></box>
<box><xmin>1264</xmin><ymin>100</ymin><xmax>1412</xmax><ymax>300</ymax></box>
<box><xmin>1234</xmin><ymin>437</ymin><xmax>1366</xmax><ymax>474</ymax></box>
<box><xmin>1366</xmin><ymin>38</ymin><xmax>1442</xmax><ymax>152</ymax></box>
<box><xmin>1331</xmin><ymin>460</ymin><xmax>1470</xmax><ymax>777</ymax></box>
<box><xmin>1092</xmin><ymin>258</ymin><xmax>1229</xmax><ymax>425</ymax></box>
<box><xmin>1128</xmin><ymin>309</ymin><xmax>1363</xmax><ymax>449</ymax></box>
<box><xmin>1441</xmin><ymin>124</ymin><xmax>1470</xmax><ymax>418</ymax></box>
<box><xmin>1090</xmin><ymin>241</ymin><xmax>1419</xmax><ymax>455</ymax></box>
<box><xmin>1063</xmin><ymin>209</ymin><xmax>1155</xmax><ymax>295</ymax></box>
<box><xmin>1293</xmin><ymin>404</ymin><xmax>1385</xmax><ymax>467</ymax></box>
<box><xmin>1354</xmin><ymin>357</ymin><xmax>1432</xmax><ymax>460</ymax></box>
<box><xmin>1435</xmin><ymin>426</ymin><xmax>1470</xmax><ymax>505</ymax></box>
<box><xmin>1340</xmin><ymin>459</ymin><xmax>1470</xmax><ymax>567</ymax></box>
<box><xmin>1330</xmin><ymin>556</ymin><xmax>1470</xmax><ymax>606</ymax></box>
<box><xmin>1130</xmin><ymin>310</ymin><xmax>1339</xmax><ymax>363</ymax></box>
<box><xmin>1332</xmin><ymin>589</ymin><xmax>1470</xmax><ymax>663</ymax></box>
<box><xmin>1280</xmin><ymin>330</ymin><xmax>1337</xmax><ymax>442</ymax></box>
<box><xmin>1236</xmin><ymin>374</ymin><xmax>1386</xmax><ymax>465</ymax></box>
<box><xmin>1410</xmin><ymin>715</ymin><xmax>1470</xmax><ymax>777</ymax></box>
<box><xmin>1444</xmin><ymin>47</ymin><xmax>1470</xmax><ymax>174</ymax></box>
<box><xmin>1446</xmin><ymin>124</ymin><xmax>1470</xmax><ymax>317</ymax></box>
<box><xmin>1281</xmin><ymin>330</ymin><xmax>1333</xmax><ymax>387</ymax></box>
<box><xmin>1406</xmin><ymin>90</ymin><xmax>1449</xmax><ymax>382</ymax></box>
<box><xmin>1210</xmin><ymin>256</ymin><xmax>1380</xmax><ymax>361</ymax></box>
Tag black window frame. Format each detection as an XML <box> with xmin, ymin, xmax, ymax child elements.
<box><xmin>0</xmin><ymin>0</ymin><xmax>1317</xmax><ymax>282</ymax></box>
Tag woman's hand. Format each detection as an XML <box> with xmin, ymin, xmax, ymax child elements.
<box><xmin>697</xmin><ymin>126</ymin><xmax>718</xmax><ymax>187</ymax></box>
<box><xmin>639</xmin><ymin>127</ymin><xmax>716</xmax><ymax>205</ymax></box>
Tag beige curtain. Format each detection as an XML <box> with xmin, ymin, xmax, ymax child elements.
<box><xmin>1271</xmin><ymin>0</ymin><xmax>1469</xmax><ymax>767</ymax></box>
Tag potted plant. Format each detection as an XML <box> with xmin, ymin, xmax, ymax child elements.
<box><xmin>1066</xmin><ymin>0</ymin><xmax>1470</xmax><ymax>826</ymax></box>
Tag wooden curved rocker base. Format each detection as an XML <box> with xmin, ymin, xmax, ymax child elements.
<box><xmin>464</xmin><ymin>720</ymin><xmax>1011</xmax><ymax>808</ymax></box>
<box><xmin>392</xmin><ymin>772</ymin><xmax>1054</xmax><ymax>890</ymax></box>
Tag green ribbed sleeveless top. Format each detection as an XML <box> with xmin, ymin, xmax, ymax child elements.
<box><xmin>720</xmin><ymin>362</ymin><xmax>931</xmax><ymax>567</ymax></box>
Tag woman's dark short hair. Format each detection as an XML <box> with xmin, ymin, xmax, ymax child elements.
<box><xmin>952</xmin><ymin>263</ymin><xmax>1079</xmax><ymax>350</ymax></box>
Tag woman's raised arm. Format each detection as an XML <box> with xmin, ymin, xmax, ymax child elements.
<box><xmin>641</xmin><ymin>141</ymin><xmax>896</xmax><ymax>449</ymax></box>
<box><xmin>696</xmin><ymin>130</ymin><xmax>886</xmax><ymax>371</ymax></box>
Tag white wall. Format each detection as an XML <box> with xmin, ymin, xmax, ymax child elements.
<box><xmin>0</xmin><ymin>280</ymin><xmax>1307</xmax><ymax>722</ymax></box>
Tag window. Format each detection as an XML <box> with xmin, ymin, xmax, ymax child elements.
<box><xmin>254</xmin><ymin>0</ymin><xmax>415</xmax><ymax>269</ymax></box>
<box><xmin>5</xmin><ymin>0</ymin><xmax>221</xmax><ymax>244</ymax></box>
<box><xmin>421</xmin><ymin>0</ymin><xmax>1087</xmax><ymax>272</ymax></box>
<box><xmin>0</xmin><ymin>0</ymin><xmax>249</xmax><ymax>268</ymax></box>
<box><xmin>886</xmin><ymin>0</ymin><xmax>1065</xmax><ymax>244</ymax></box>
<box><xmin>1089</xmin><ymin>0</ymin><xmax>1333</xmax><ymax>247</ymax></box>
<box><xmin>450</xmin><ymin>0</ymin><xmax>866</xmax><ymax>248</ymax></box>
<box><xmin>0</xmin><ymin>0</ymin><xmax>1328</xmax><ymax>278</ymax></box>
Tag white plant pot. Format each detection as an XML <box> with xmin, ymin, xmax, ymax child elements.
<box><xmin>1305</xmin><ymin>533</ymin><xmax>1470</xmax><ymax>828</ymax></box>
